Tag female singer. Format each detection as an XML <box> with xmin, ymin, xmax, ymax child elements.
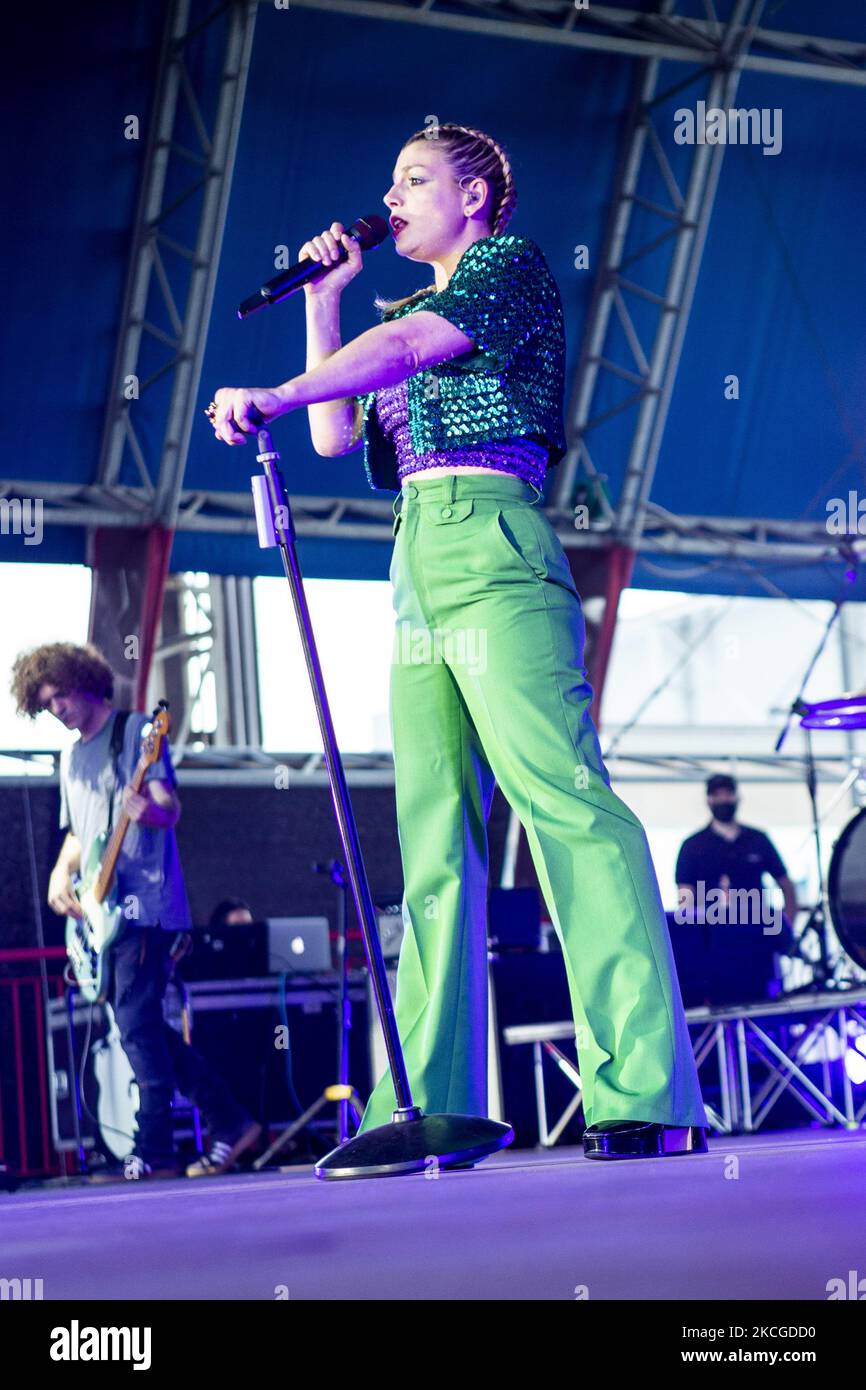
<box><xmin>209</xmin><ymin>123</ymin><xmax>708</xmax><ymax>1160</ymax></box>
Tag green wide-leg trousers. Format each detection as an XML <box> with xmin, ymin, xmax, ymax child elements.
<box><xmin>358</xmin><ymin>472</ymin><xmax>707</xmax><ymax>1134</ymax></box>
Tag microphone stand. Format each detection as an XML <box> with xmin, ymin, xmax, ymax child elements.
<box><xmin>253</xmin><ymin>858</ymin><xmax>364</xmax><ymax>1168</ymax></box>
<box><xmin>319</xmin><ymin>857</ymin><xmax>353</xmax><ymax>1144</ymax></box>
<box><xmin>248</xmin><ymin>416</ymin><xmax>512</xmax><ymax>1178</ymax></box>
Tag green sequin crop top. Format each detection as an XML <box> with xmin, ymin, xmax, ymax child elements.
<box><xmin>356</xmin><ymin>234</ymin><xmax>568</xmax><ymax>493</ymax></box>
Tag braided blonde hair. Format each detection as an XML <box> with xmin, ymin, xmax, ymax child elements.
<box><xmin>375</xmin><ymin>122</ymin><xmax>518</xmax><ymax>316</ymax></box>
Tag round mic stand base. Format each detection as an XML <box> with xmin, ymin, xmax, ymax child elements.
<box><xmin>315</xmin><ymin>1109</ymin><xmax>513</xmax><ymax>1180</ymax></box>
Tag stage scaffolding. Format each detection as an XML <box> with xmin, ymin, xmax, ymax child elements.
<box><xmin>1</xmin><ymin>747</ymin><xmax>863</xmax><ymax>790</ymax></box>
<box><xmin>2</xmin><ymin>0</ymin><xmax>863</xmax><ymax>554</ymax></box>
<box><xmin>1</xmin><ymin>0</ymin><xmax>864</xmax><ymax>746</ymax></box>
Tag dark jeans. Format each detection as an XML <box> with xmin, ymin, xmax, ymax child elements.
<box><xmin>108</xmin><ymin>925</ymin><xmax>250</xmax><ymax>1168</ymax></box>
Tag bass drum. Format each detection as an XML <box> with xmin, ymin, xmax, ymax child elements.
<box><xmin>828</xmin><ymin>808</ymin><xmax>866</xmax><ymax>970</ymax></box>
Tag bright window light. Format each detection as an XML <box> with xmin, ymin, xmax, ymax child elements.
<box><xmin>0</xmin><ymin>563</ymin><xmax>92</xmax><ymax>774</ymax></box>
<box><xmin>254</xmin><ymin>576</ymin><xmax>394</xmax><ymax>753</ymax></box>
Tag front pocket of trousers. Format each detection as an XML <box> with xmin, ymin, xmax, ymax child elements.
<box><xmin>495</xmin><ymin>507</ymin><xmax>579</xmax><ymax>593</ymax></box>
<box><xmin>493</xmin><ymin>507</ymin><xmax>548</xmax><ymax>578</ymax></box>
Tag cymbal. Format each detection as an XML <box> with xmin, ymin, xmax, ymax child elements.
<box><xmin>799</xmin><ymin>693</ymin><xmax>866</xmax><ymax>731</ymax></box>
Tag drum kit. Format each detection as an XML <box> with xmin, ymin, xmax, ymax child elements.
<box><xmin>787</xmin><ymin>691</ymin><xmax>866</xmax><ymax>978</ymax></box>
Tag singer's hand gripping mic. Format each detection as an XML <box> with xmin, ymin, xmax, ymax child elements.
<box><xmin>237</xmin><ymin>213</ymin><xmax>390</xmax><ymax>319</ymax></box>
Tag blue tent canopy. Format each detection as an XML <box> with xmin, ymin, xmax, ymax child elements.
<box><xmin>2</xmin><ymin>0</ymin><xmax>864</xmax><ymax>599</ymax></box>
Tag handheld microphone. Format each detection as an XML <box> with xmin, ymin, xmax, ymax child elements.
<box><xmin>237</xmin><ymin>214</ymin><xmax>390</xmax><ymax>320</ymax></box>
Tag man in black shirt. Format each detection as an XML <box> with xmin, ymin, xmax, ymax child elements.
<box><xmin>676</xmin><ymin>774</ymin><xmax>798</xmax><ymax>930</ymax></box>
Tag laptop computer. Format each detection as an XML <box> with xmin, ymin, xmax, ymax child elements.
<box><xmin>265</xmin><ymin>917</ymin><xmax>333</xmax><ymax>975</ymax></box>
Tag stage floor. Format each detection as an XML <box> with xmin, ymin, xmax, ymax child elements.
<box><xmin>4</xmin><ymin>1128</ymin><xmax>865</xmax><ymax>1300</ymax></box>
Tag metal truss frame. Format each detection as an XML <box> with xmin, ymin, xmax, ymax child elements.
<box><xmin>145</xmin><ymin>570</ymin><xmax>263</xmax><ymax>755</ymax></box>
<box><xmin>288</xmin><ymin>0</ymin><xmax>866</xmax><ymax>87</ymax></box>
<box><xmin>2</xmin><ymin>0</ymin><xmax>864</xmax><ymax>751</ymax></box>
<box><xmin>553</xmin><ymin>0</ymin><xmax>764</xmax><ymax>540</ymax></box>
<box><xmin>3</xmin><ymin>0</ymin><xmax>861</xmax><ymax>564</ymax></box>
<box><xmin>2</xmin><ymin>747</ymin><xmax>860</xmax><ymax>787</ymax></box>
<box><xmin>504</xmin><ymin>986</ymin><xmax>866</xmax><ymax>1141</ymax></box>
<box><xmin>95</xmin><ymin>0</ymin><xmax>258</xmax><ymax>529</ymax></box>
<box><xmin>2</xmin><ymin>477</ymin><xmax>864</xmax><ymax>565</ymax></box>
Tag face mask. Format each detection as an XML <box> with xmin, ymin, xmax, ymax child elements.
<box><xmin>710</xmin><ymin>801</ymin><xmax>738</xmax><ymax>823</ymax></box>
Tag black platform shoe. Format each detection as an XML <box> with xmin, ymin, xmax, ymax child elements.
<box><xmin>583</xmin><ymin>1120</ymin><xmax>708</xmax><ymax>1160</ymax></box>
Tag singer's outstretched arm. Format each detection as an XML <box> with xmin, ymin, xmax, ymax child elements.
<box><xmin>211</xmin><ymin>313</ymin><xmax>474</xmax><ymax>448</ymax></box>
<box><xmin>302</xmin><ymin>292</ymin><xmax>360</xmax><ymax>458</ymax></box>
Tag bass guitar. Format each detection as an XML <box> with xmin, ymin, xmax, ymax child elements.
<box><xmin>65</xmin><ymin>702</ymin><xmax>171</xmax><ymax>1001</ymax></box>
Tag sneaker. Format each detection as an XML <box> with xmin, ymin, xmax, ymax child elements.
<box><xmin>185</xmin><ymin>1121</ymin><xmax>262</xmax><ymax>1178</ymax></box>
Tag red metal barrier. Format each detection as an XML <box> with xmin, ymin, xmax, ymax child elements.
<box><xmin>0</xmin><ymin>947</ymin><xmax>66</xmax><ymax>1179</ymax></box>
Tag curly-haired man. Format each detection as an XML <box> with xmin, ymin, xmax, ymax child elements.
<box><xmin>12</xmin><ymin>642</ymin><xmax>261</xmax><ymax>1180</ymax></box>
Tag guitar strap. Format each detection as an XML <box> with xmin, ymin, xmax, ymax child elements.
<box><xmin>105</xmin><ymin>710</ymin><xmax>132</xmax><ymax>838</ymax></box>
